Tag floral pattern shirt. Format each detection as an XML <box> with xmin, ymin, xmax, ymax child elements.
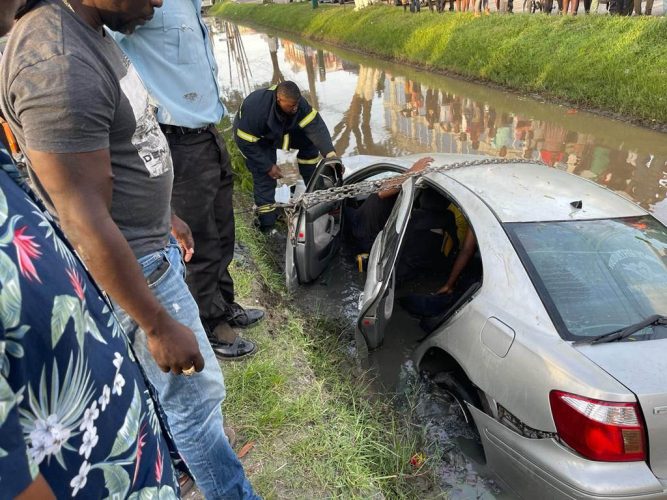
<box><xmin>0</xmin><ymin>146</ymin><xmax>180</xmax><ymax>498</ymax></box>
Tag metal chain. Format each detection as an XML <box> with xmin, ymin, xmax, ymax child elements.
<box><xmin>272</xmin><ymin>158</ymin><xmax>544</xmax><ymax>221</ymax></box>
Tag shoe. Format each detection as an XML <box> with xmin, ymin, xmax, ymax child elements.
<box><xmin>178</xmin><ymin>473</ymin><xmax>195</xmax><ymax>496</ymax></box>
<box><xmin>226</xmin><ymin>302</ymin><xmax>265</xmax><ymax>329</ymax></box>
<box><xmin>212</xmin><ymin>336</ymin><xmax>257</xmax><ymax>361</ymax></box>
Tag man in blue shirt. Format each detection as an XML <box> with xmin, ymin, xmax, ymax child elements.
<box><xmin>112</xmin><ymin>0</ymin><xmax>262</xmax><ymax>360</ymax></box>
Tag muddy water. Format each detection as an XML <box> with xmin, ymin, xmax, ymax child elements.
<box><xmin>211</xmin><ymin>19</ymin><xmax>666</xmax><ymax>498</ymax></box>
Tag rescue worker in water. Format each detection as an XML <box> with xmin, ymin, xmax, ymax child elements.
<box><xmin>233</xmin><ymin>81</ymin><xmax>337</xmax><ymax>231</ymax></box>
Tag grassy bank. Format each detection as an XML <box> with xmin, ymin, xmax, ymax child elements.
<box><xmin>218</xmin><ymin>122</ymin><xmax>436</xmax><ymax>498</ymax></box>
<box><xmin>214</xmin><ymin>2</ymin><xmax>667</xmax><ymax>124</ymax></box>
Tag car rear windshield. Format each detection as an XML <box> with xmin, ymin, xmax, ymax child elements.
<box><xmin>506</xmin><ymin>216</ymin><xmax>667</xmax><ymax>341</ymax></box>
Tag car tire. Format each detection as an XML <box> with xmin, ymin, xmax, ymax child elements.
<box><xmin>433</xmin><ymin>371</ymin><xmax>487</xmax><ymax>464</ymax></box>
<box><xmin>433</xmin><ymin>372</ymin><xmax>479</xmax><ymax>425</ymax></box>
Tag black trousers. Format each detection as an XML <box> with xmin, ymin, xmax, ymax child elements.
<box><xmin>168</xmin><ymin>126</ymin><xmax>236</xmax><ymax>332</ymax></box>
<box><xmin>608</xmin><ymin>0</ymin><xmax>632</xmax><ymax>13</ymax></box>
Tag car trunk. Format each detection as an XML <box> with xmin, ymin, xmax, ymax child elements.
<box><xmin>576</xmin><ymin>339</ymin><xmax>667</xmax><ymax>479</ymax></box>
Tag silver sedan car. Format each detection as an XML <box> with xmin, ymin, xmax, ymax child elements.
<box><xmin>285</xmin><ymin>154</ymin><xmax>667</xmax><ymax>499</ymax></box>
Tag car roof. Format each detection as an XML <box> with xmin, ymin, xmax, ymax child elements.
<box><xmin>344</xmin><ymin>154</ymin><xmax>647</xmax><ymax>223</ymax></box>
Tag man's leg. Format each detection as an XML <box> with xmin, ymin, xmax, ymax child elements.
<box><xmin>210</xmin><ymin>128</ymin><xmax>235</xmax><ymax>306</ymax></box>
<box><xmin>250</xmin><ymin>164</ymin><xmax>279</xmax><ymax>230</ymax></box>
<box><xmin>210</xmin><ymin>128</ymin><xmax>264</xmax><ymax>331</ymax></box>
<box><xmin>114</xmin><ymin>242</ymin><xmax>258</xmax><ymax>499</ymax></box>
<box><xmin>169</xmin><ymin>129</ymin><xmax>227</xmax><ymax>332</ymax></box>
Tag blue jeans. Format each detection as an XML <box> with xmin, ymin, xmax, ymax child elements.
<box><xmin>114</xmin><ymin>239</ymin><xmax>258</xmax><ymax>499</ymax></box>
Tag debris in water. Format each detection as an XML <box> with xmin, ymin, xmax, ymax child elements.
<box><xmin>410</xmin><ymin>452</ymin><xmax>427</xmax><ymax>468</ymax></box>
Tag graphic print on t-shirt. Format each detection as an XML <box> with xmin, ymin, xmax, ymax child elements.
<box><xmin>118</xmin><ymin>63</ymin><xmax>172</xmax><ymax>178</ymax></box>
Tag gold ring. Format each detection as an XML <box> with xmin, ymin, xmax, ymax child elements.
<box><xmin>182</xmin><ymin>365</ymin><xmax>196</xmax><ymax>376</ymax></box>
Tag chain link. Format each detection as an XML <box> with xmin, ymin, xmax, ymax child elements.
<box><xmin>273</xmin><ymin>158</ymin><xmax>544</xmax><ymax>221</ymax></box>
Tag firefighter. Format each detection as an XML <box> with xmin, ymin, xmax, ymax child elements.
<box><xmin>233</xmin><ymin>81</ymin><xmax>336</xmax><ymax>231</ymax></box>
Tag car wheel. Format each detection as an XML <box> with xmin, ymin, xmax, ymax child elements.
<box><xmin>433</xmin><ymin>371</ymin><xmax>487</xmax><ymax>465</ymax></box>
<box><xmin>433</xmin><ymin>371</ymin><xmax>479</xmax><ymax>427</ymax></box>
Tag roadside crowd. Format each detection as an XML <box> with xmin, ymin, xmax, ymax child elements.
<box><xmin>393</xmin><ymin>0</ymin><xmax>658</xmax><ymax>15</ymax></box>
<box><xmin>0</xmin><ymin>0</ymin><xmax>337</xmax><ymax>498</ymax></box>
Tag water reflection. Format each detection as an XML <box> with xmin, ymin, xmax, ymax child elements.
<box><xmin>209</xmin><ymin>21</ymin><xmax>667</xmax><ymax>221</ymax></box>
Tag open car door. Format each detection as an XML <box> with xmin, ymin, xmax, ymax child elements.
<box><xmin>356</xmin><ymin>177</ymin><xmax>416</xmax><ymax>350</ymax></box>
<box><xmin>286</xmin><ymin>158</ymin><xmax>345</xmax><ymax>290</ymax></box>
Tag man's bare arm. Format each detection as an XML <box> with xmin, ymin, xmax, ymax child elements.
<box><xmin>378</xmin><ymin>156</ymin><xmax>434</xmax><ymax>199</ymax></box>
<box><xmin>27</xmin><ymin>149</ymin><xmax>204</xmax><ymax>375</ymax></box>
<box><xmin>437</xmin><ymin>229</ymin><xmax>477</xmax><ymax>295</ymax></box>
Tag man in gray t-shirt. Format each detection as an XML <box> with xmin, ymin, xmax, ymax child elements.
<box><xmin>0</xmin><ymin>0</ymin><xmax>257</xmax><ymax>497</ymax></box>
<box><xmin>3</xmin><ymin>17</ymin><xmax>172</xmax><ymax>258</ymax></box>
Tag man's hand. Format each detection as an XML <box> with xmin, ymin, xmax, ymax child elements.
<box><xmin>436</xmin><ymin>283</ymin><xmax>454</xmax><ymax>295</ymax></box>
<box><xmin>378</xmin><ymin>156</ymin><xmax>434</xmax><ymax>199</ymax></box>
<box><xmin>171</xmin><ymin>213</ymin><xmax>194</xmax><ymax>262</ymax></box>
<box><xmin>146</xmin><ymin>309</ymin><xmax>205</xmax><ymax>374</ymax></box>
<box><xmin>409</xmin><ymin>156</ymin><xmax>434</xmax><ymax>173</ymax></box>
<box><xmin>267</xmin><ymin>164</ymin><xmax>283</xmax><ymax>180</ymax></box>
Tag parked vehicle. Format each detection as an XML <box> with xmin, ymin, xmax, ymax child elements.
<box><xmin>286</xmin><ymin>154</ymin><xmax>667</xmax><ymax>499</ymax></box>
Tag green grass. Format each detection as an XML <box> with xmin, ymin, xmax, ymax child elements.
<box><xmin>214</xmin><ymin>2</ymin><xmax>667</xmax><ymax>124</ymax></box>
<box><xmin>225</xmin><ymin>217</ymin><xmax>434</xmax><ymax>498</ymax></box>
<box><xmin>219</xmin><ymin>125</ymin><xmax>436</xmax><ymax>498</ymax></box>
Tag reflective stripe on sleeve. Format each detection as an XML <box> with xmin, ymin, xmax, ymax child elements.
<box><xmin>297</xmin><ymin>156</ymin><xmax>321</xmax><ymax>165</ymax></box>
<box><xmin>298</xmin><ymin>109</ymin><xmax>318</xmax><ymax>128</ymax></box>
<box><xmin>282</xmin><ymin>134</ymin><xmax>290</xmax><ymax>151</ymax></box>
<box><xmin>268</xmin><ymin>84</ymin><xmax>277</xmax><ymax>91</ymax></box>
<box><xmin>236</xmin><ymin>129</ymin><xmax>260</xmax><ymax>143</ymax></box>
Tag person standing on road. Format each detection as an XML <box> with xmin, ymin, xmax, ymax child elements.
<box><xmin>233</xmin><ymin>81</ymin><xmax>336</xmax><ymax>232</ymax></box>
<box><xmin>111</xmin><ymin>0</ymin><xmax>262</xmax><ymax>361</ymax></box>
<box><xmin>0</xmin><ymin>0</ymin><xmax>258</xmax><ymax>497</ymax></box>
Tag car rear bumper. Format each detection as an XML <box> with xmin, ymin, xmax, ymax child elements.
<box><xmin>469</xmin><ymin>405</ymin><xmax>667</xmax><ymax>499</ymax></box>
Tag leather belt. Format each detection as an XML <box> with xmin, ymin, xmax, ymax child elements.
<box><xmin>159</xmin><ymin>123</ymin><xmax>212</xmax><ymax>135</ymax></box>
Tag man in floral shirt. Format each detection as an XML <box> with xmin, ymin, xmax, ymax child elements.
<box><xmin>0</xmin><ymin>5</ymin><xmax>184</xmax><ymax>493</ymax></box>
<box><xmin>0</xmin><ymin>129</ymin><xmax>186</xmax><ymax>498</ymax></box>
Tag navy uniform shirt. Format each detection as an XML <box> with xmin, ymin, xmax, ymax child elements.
<box><xmin>233</xmin><ymin>86</ymin><xmax>335</xmax><ymax>174</ymax></box>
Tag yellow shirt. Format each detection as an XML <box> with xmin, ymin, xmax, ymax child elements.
<box><xmin>443</xmin><ymin>204</ymin><xmax>469</xmax><ymax>255</ymax></box>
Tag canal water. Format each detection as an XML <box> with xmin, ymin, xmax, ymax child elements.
<box><xmin>210</xmin><ymin>19</ymin><xmax>666</xmax><ymax>498</ymax></box>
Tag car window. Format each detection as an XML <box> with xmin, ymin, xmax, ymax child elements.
<box><xmin>364</xmin><ymin>171</ymin><xmax>400</xmax><ymax>183</ymax></box>
<box><xmin>507</xmin><ymin>216</ymin><xmax>667</xmax><ymax>341</ymax></box>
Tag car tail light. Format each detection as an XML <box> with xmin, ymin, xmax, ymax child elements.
<box><xmin>549</xmin><ymin>390</ymin><xmax>646</xmax><ymax>462</ymax></box>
